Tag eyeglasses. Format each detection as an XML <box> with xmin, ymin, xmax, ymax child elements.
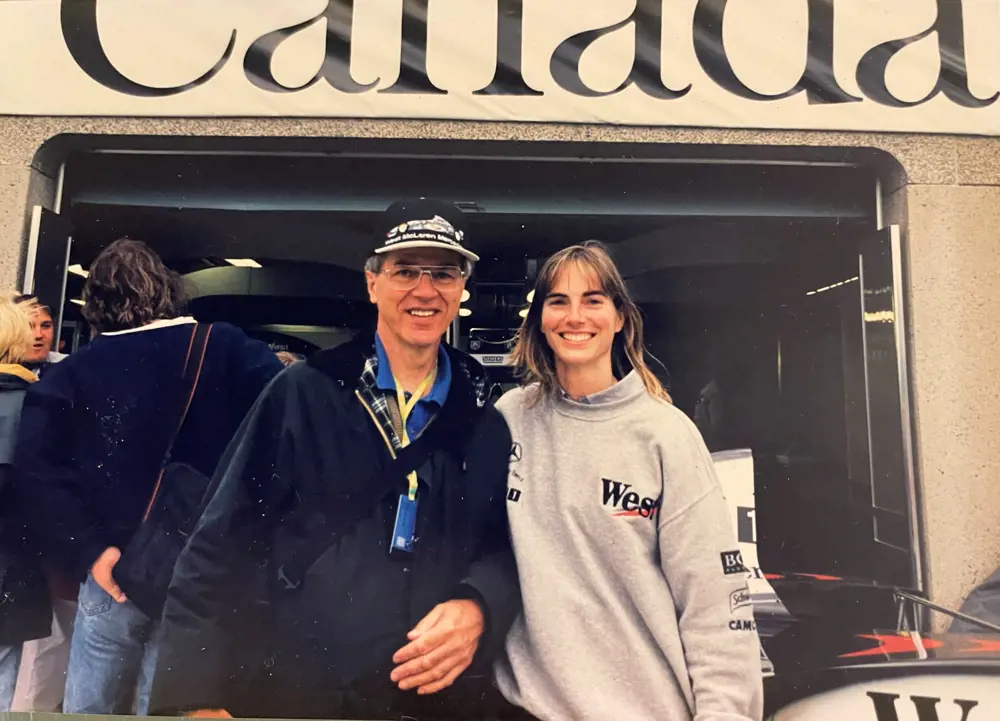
<box><xmin>381</xmin><ymin>264</ymin><xmax>466</xmax><ymax>291</ymax></box>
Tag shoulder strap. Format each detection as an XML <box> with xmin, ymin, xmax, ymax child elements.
<box><xmin>165</xmin><ymin>323</ymin><xmax>212</xmax><ymax>464</ymax></box>
<box><xmin>141</xmin><ymin>323</ymin><xmax>212</xmax><ymax>521</ymax></box>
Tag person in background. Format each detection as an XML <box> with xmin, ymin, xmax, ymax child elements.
<box><xmin>494</xmin><ymin>241</ymin><xmax>764</xmax><ymax>721</ymax></box>
<box><xmin>0</xmin><ymin>295</ymin><xmax>53</xmax><ymax>711</ymax></box>
<box><xmin>148</xmin><ymin>199</ymin><xmax>520</xmax><ymax>720</ymax></box>
<box><xmin>13</xmin><ymin>238</ymin><xmax>284</xmax><ymax>715</ymax></box>
<box><xmin>7</xmin><ymin>585</ymin><xmax>75</xmax><ymax>714</ymax></box>
<box><xmin>8</xmin><ymin>294</ymin><xmax>73</xmax><ymax>713</ymax></box>
<box><xmin>13</xmin><ymin>296</ymin><xmax>66</xmax><ymax>375</ymax></box>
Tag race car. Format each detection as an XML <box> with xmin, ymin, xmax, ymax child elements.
<box><xmin>713</xmin><ymin>450</ymin><xmax>1000</xmax><ymax>721</ymax></box>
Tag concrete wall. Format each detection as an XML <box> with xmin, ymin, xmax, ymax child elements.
<box><xmin>0</xmin><ymin>116</ymin><xmax>998</xmax><ymax>626</ymax></box>
<box><xmin>888</xmin><ymin>175</ymin><xmax>1000</xmax><ymax>627</ymax></box>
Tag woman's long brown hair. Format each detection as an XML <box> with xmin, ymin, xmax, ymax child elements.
<box><xmin>510</xmin><ymin>241</ymin><xmax>671</xmax><ymax>405</ymax></box>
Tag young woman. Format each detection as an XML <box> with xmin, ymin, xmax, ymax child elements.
<box><xmin>0</xmin><ymin>295</ymin><xmax>53</xmax><ymax>711</ymax></box>
<box><xmin>494</xmin><ymin>242</ymin><xmax>764</xmax><ymax>721</ymax></box>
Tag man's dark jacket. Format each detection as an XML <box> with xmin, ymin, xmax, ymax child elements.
<box><xmin>148</xmin><ymin>334</ymin><xmax>519</xmax><ymax>718</ymax></box>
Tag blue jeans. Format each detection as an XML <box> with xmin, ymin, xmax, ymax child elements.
<box><xmin>63</xmin><ymin>574</ymin><xmax>159</xmax><ymax>715</ymax></box>
<box><xmin>0</xmin><ymin>644</ymin><xmax>23</xmax><ymax>711</ymax></box>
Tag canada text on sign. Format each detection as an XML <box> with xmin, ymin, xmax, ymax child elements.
<box><xmin>2</xmin><ymin>0</ymin><xmax>1000</xmax><ymax>134</ymax></box>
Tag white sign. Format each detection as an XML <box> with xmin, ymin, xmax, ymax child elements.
<box><xmin>772</xmin><ymin>673</ymin><xmax>1000</xmax><ymax>721</ymax></box>
<box><xmin>712</xmin><ymin>448</ymin><xmax>780</xmax><ymax>607</ymax></box>
<box><xmin>713</xmin><ymin>448</ymin><xmax>760</xmax><ymax>571</ymax></box>
<box><xmin>3</xmin><ymin>0</ymin><xmax>1000</xmax><ymax>135</ymax></box>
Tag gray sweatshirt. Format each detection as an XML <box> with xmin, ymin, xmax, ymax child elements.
<box><xmin>494</xmin><ymin>371</ymin><xmax>764</xmax><ymax>721</ymax></box>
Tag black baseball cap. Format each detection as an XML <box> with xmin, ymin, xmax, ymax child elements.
<box><xmin>373</xmin><ymin>198</ymin><xmax>479</xmax><ymax>263</ymax></box>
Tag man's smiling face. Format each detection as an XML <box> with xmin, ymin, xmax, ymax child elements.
<box><xmin>366</xmin><ymin>248</ymin><xmax>467</xmax><ymax>350</ymax></box>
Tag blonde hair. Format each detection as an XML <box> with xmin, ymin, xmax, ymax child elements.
<box><xmin>0</xmin><ymin>294</ymin><xmax>38</xmax><ymax>365</ymax></box>
<box><xmin>510</xmin><ymin>241</ymin><xmax>672</xmax><ymax>405</ymax></box>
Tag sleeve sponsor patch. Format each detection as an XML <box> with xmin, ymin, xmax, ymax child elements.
<box><xmin>721</xmin><ymin>550</ymin><xmax>746</xmax><ymax>575</ymax></box>
<box><xmin>729</xmin><ymin>587</ymin><xmax>751</xmax><ymax>612</ymax></box>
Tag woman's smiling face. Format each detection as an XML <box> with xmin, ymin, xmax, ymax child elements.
<box><xmin>540</xmin><ymin>261</ymin><xmax>623</xmax><ymax>372</ymax></box>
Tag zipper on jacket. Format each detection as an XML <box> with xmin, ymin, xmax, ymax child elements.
<box><xmin>355</xmin><ymin>390</ymin><xmax>397</xmax><ymax>460</ymax></box>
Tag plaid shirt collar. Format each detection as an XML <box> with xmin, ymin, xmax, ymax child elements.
<box><xmin>357</xmin><ymin>350</ymin><xmax>404</xmax><ymax>451</ymax></box>
<box><xmin>355</xmin><ymin>339</ymin><xmax>488</xmax><ymax>453</ymax></box>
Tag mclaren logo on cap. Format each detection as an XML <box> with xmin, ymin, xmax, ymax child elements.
<box><xmin>386</xmin><ymin>215</ymin><xmax>464</xmax><ymax>246</ymax></box>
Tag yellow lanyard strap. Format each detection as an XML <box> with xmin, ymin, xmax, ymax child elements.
<box><xmin>395</xmin><ymin>366</ymin><xmax>436</xmax><ymax>501</ymax></box>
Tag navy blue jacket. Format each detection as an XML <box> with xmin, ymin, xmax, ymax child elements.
<box><xmin>14</xmin><ymin>320</ymin><xmax>283</xmax><ymax>581</ymax></box>
<box><xmin>148</xmin><ymin>333</ymin><xmax>519</xmax><ymax>718</ymax></box>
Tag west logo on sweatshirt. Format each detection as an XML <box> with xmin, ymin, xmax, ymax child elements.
<box><xmin>601</xmin><ymin>478</ymin><xmax>660</xmax><ymax>519</ymax></box>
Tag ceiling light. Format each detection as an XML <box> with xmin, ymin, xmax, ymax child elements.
<box><xmin>806</xmin><ymin>276</ymin><xmax>859</xmax><ymax>296</ymax></box>
<box><xmin>68</xmin><ymin>264</ymin><xmax>89</xmax><ymax>278</ymax></box>
<box><xmin>70</xmin><ymin>298</ymin><xmax>84</xmax><ymax>306</ymax></box>
<box><xmin>225</xmin><ymin>258</ymin><xmax>262</xmax><ymax>268</ymax></box>
<box><xmin>459</xmin><ymin>308</ymin><xmax>472</xmax><ymax>317</ymax></box>
<box><xmin>526</xmin><ymin>290</ymin><xmax>535</xmax><ymax>303</ymax></box>
<box><xmin>461</xmin><ymin>290</ymin><xmax>470</xmax><ymax>303</ymax></box>
<box><xmin>518</xmin><ymin>308</ymin><xmax>528</xmax><ymax>319</ymax></box>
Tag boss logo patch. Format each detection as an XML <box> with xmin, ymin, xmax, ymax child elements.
<box><xmin>721</xmin><ymin>550</ymin><xmax>745</xmax><ymax>575</ymax></box>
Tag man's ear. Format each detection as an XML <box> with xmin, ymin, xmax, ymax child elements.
<box><xmin>365</xmin><ymin>271</ymin><xmax>378</xmax><ymax>305</ymax></box>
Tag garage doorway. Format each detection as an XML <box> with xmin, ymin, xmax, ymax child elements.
<box><xmin>26</xmin><ymin>139</ymin><xmax>918</xmax><ymax>592</ymax></box>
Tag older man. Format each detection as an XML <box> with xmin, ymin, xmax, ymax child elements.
<box><xmin>148</xmin><ymin>199</ymin><xmax>521</xmax><ymax>720</ymax></box>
